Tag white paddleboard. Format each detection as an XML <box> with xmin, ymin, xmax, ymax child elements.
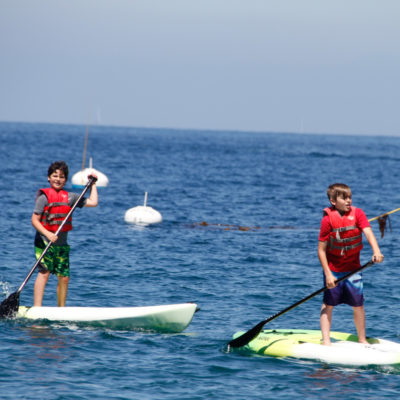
<box><xmin>17</xmin><ymin>303</ymin><xmax>197</xmax><ymax>332</ymax></box>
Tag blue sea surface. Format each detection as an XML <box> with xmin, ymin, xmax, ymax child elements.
<box><xmin>1</xmin><ymin>122</ymin><xmax>400</xmax><ymax>399</ymax></box>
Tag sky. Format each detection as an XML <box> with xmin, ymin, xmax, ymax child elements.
<box><xmin>1</xmin><ymin>0</ymin><xmax>399</xmax><ymax>136</ymax></box>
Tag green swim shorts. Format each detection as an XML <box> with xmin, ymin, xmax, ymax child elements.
<box><xmin>35</xmin><ymin>244</ymin><xmax>71</xmax><ymax>277</ymax></box>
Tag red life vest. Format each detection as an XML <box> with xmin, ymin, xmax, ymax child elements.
<box><xmin>38</xmin><ymin>188</ymin><xmax>73</xmax><ymax>232</ymax></box>
<box><xmin>324</xmin><ymin>206</ymin><xmax>363</xmax><ymax>257</ymax></box>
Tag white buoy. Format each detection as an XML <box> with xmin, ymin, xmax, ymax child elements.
<box><xmin>71</xmin><ymin>123</ymin><xmax>109</xmax><ymax>188</ymax></box>
<box><xmin>124</xmin><ymin>192</ymin><xmax>163</xmax><ymax>226</ymax></box>
<box><xmin>71</xmin><ymin>157</ymin><xmax>109</xmax><ymax>188</ymax></box>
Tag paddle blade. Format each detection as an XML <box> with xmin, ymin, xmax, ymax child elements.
<box><xmin>0</xmin><ymin>292</ymin><xmax>20</xmax><ymax>319</ymax></box>
<box><xmin>228</xmin><ymin>319</ymin><xmax>266</xmax><ymax>349</ymax></box>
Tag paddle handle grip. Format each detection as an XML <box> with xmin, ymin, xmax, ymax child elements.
<box><xmin>87</xmin><ymin>175</ymin><xmax>97</xmax><ymax>184</ymax></box>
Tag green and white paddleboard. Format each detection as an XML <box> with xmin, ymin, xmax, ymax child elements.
<box><xmin>232</xmin><ymin>329</ymin><xmax>400</xmax><ymax>366</ymax></box>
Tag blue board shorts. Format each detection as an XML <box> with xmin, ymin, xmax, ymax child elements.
<box><xmin>323</xmin><ymin>270</ymin><xmax>364</xmax><ymax>307</ymax></box>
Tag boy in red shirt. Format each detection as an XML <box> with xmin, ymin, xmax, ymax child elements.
<box><xmin>318</xmin><ymin>183</ymin><xmax>384</xmax><ymax>345</ymax></box>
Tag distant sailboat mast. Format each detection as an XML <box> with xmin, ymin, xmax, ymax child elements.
<box><xmin>81</xmin><ymin>122</ymin><xmax>89</xmax><ymax>170</ymax></box>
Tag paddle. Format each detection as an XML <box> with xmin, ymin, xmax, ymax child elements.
<box><xmin>0</xmin><ymin>176</ymin><xmax>97</xmax><ymax>319</ymax></box>
<box><xmin>368</xmin><ymin>207</ymin><xmax>400</xmax><ymax>223</ymax></box>
<box><xmin>368</xmin><ymin>208</ymin><xmax>399</xmax><ymax>238</ymax></box>
<box><xmin>227</xmin><ymin>260</ymin><xmax>374</xmax><ymax>349</ymax></box>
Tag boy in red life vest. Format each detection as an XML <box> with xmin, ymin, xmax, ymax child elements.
<box><xmin>318</xmin><ymin>183</ymin><xmax>384</xmax><ymax>345</ymax></box>
<box><xmin>31</xmin><ymin>161</ymin><xmax>98</xmax><ymax>307</ymax></box>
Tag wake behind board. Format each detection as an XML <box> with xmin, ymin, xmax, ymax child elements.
<box><xmin>231</xmin><ymin>329</ymin><xmax>400</xmax><ymax>366</ymax></box>
<box><xmin>17</xmin><ymin>303</ymin><xmax>197</xmax><ymax>332</ymax></box>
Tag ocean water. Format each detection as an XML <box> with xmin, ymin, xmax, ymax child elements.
<box><xmin>1</xmin><ymin>122</ymin><xmax>400</xmax><ymax>399</ymax></box>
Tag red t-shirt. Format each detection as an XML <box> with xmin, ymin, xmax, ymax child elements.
<box><xmin>319</xmin><ymin>207</ymin><xmax>370</xmax><ymax>272</ymax></box>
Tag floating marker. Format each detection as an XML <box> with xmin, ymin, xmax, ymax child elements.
<box><xmin>124</xmin><ymin>192</ymin><xmax>162</xmax><ymax>225</ymax></box>
<box><xmin>71</xmin><ymin>157</ymin><xmax>109</xmax><ymax>188</ymax></box>
<box><xmin>71</xmin><ymin>123</ymin><xmax>109</xmax><ymax>188</ymax></box>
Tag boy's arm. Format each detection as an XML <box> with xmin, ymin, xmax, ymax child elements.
<box><xmin>31</xmin><ymin>213</ymin><xmax>58</xmax><ymax>243</ymax></box>
<box><xmin>85</xmin><ymin>180</ymin><xmax>98</xmax><ymax>208</ymax></box>
<box><xmin>318</xmin><ymin>241</ymin><xmax>336</xmax><ymax>288</ymax></box>
<box><xmin>363</xmin><ymin>227</ymin><xmax>384</xmax><ymax>263</ymax></box>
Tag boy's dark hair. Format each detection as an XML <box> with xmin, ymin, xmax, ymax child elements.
<box><xmin>327</xmin><ymin>183</ymin><xmax>351</xmax><ymax>201</ymax></box>
<box><xmin>48</xmin><ymin>161</ymin><xmax>69</xmax><ymax>180</ymax></box>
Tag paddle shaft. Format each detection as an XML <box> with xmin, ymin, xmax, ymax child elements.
<box><xmin>16</xmin><ymin>177</ymin><xmax>96</xmax><ymax>295</ymax></box>
<box><xmin>228</xmin><ymin>260</ymin><xmax>374</xmax><ymax>348</ymax></box>
<box><xmin>368</xmin><ymin>207</ymin><xmax>400</xmax><ymax>222</ymax></box>
<box><xmin>368</xmin><ymin>208</ymin><xmax>400</xmax><ymax>222</ymax></box>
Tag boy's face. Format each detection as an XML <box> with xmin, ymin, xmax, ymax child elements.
<box><xmin>48</xmin><ymin>169</ymin><xmax>66</xmax><ymax>191</ymax></box>
<box><xmin>330</xmin><ymin>193</ymin><xmax>352</xmax><ymax>213</ymax></box>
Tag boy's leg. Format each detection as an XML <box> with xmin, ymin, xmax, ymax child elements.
<box><xmin>33</xmin><ymin>271</ymin><xmax>50</xmax><ymax>306</ymax></box>
<box><xmin>320</xmin><ymin>303</ymin><xmax>334</xmax><ymax>345</ymax></box>
<box><xmin>57</xmin><ymin>276</ymin><xmax>70</xmax><ymax>307</ymax></box>
<box><xmin>353</xmin><ymin>305</ymin><xmax>368</xmax><ymax>344</ymax></box>
<box><xmin>54</xmin><ymin>244</ymin><xmax>70</xmax><ymax>307</ymax></box>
